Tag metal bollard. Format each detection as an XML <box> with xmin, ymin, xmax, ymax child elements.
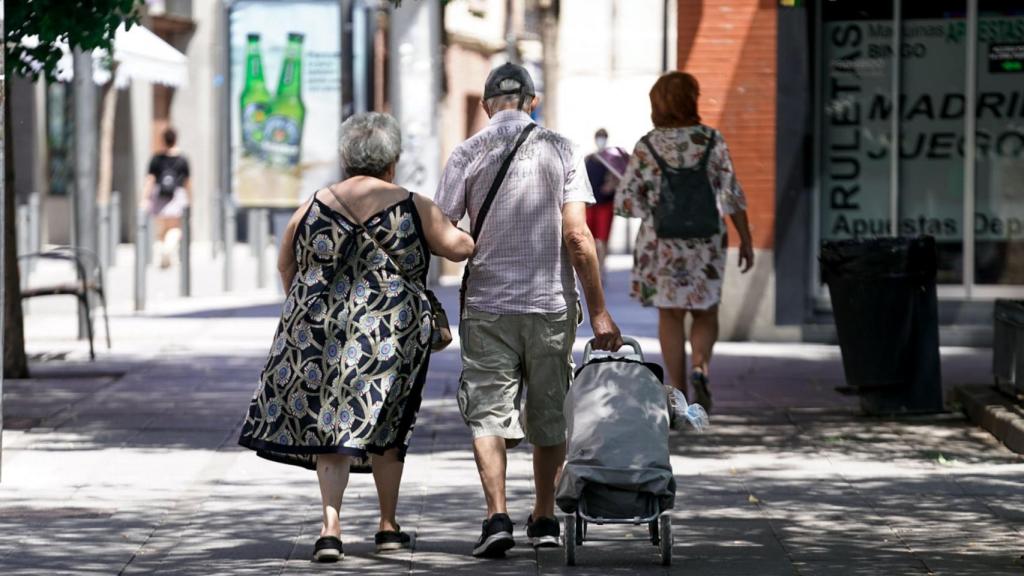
<box><xmin>179</xmin><ymin>205</ymin><xmax>191</xmax><ymax>297</ymax></box>
<box><xmin>98</xmin><ymin>202</ymin><xmax>111</xmax><ymax>271</ymax></box>
<box><xmin>27</xmin><ymin>192</ymin><xmax>41</xmax><ymax>271</ymax></box>
<box><xmin>110</xmin><ymin>192</ymin><xmax>121</xmax><ymax>267</ymax></box>
<box><xmin>247</xmin><ymin>209</ymin><xmax>258</xmax><ymax>258</ymax></box>
<box><xmin>135</xmin><ymin>209</ymin><xmax>150</xmax><ymax>312</ymax></box>
<box><xmin>223</xmin><ymin>196</ymin><xmax>236</xmax><ymax>292</ymax></box>
<box><xmin>144</xmin><ymin>212</ymin><xmax>153</xmax><ymax>268</ymax></box>
<box><xmin>255</xmin><ymin>208</ymin><xmax>268</xmax><ymax>289</ymax></box>
<box><xmin>211</xmin><ymin>190</ymin><xmax>221</xmax><ymax>259</ymax></box>
<box><xmin>16</xmin><ymin>204</ymin><xmax>29</xmax><ymax>287</ymax></box>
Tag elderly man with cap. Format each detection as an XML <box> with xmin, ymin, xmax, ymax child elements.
<box><xmin>436</xmin><ymin>63</ymin><xmax>623</xmax><ymax>558</ymax></box>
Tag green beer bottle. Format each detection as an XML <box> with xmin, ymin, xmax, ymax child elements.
<box><xmin>240</xmin><ymin>33</ymin><xmax>272</xmax><ymax>157</ymax></box>
<box><xmin>262</xmin><ymin>33</ymin><xmax>306</xmax><ymax>167</ymax></box>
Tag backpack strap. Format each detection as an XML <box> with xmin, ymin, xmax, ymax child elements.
<box><xmin>699</xmin><ymin>130</ymin><xmax>717</xmax><ymax>169</ymax></box>
<box><xmin>641</xmin><ymin>135</ymin><xmax>672</xmax><ymax>172</ymax></box>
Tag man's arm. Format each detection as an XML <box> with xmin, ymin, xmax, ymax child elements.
<box><xmin>562</xmin><ymin>201</ymin><xmax>622</xmax><ymax>351</ymax></box>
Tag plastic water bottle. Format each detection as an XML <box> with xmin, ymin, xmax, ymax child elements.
<box><xmin>671</xmin><ymin>389</ymin><xmax>710</xmax><ymax>432</ymax></box>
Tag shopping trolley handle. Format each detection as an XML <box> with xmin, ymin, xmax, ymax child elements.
<box><xmin>582</xmin><ymin>336</ymin><xmax>644</xmax><ymax>364</ymax></box>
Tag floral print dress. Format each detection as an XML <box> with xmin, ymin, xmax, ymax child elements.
<box><xmin>615</xmin><ymin>125</ymin><xmax>747</xmax><ymax>310</ymax></box>
<box><xmin>238</xmin><ymin>193</ymin><xmax>433</xmax><ymax>472</ymax></box>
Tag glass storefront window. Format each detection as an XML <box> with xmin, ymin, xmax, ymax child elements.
<box><xmin>899</xmin><ymin>1</ymin><xmax>967</xmax><ymax>285</ymax></box>
<box><xmin>820</xmin><ymin>0</ymin><xmax>894</xmax><ymax>244</ymax></box>
<box><xmin>817</xmin><ymin>0</ymin><xmax>1024</xmax><ymax>293</ymax></box>
<box><xmin>975</xmin><ymin>0</ymin><xmax>1024</xmax><ymax>284</ymax></box>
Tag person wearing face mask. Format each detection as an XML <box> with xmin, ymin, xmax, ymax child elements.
<box><xmin>584</xmin><ymin>129</ymin><xmax>629</xmax><ymax>277</ymax></box>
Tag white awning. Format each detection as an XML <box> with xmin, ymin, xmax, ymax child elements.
<box><xmin>109</xmin><ymin>24</ymin><xmax>189</xmax><ymax>88</ymax></box>
<box><xmin>20</xmin><ymin>24</ymin><xmax>189</xmax><ymax>89</ymax></box>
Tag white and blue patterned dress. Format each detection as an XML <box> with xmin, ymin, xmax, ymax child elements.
<box><xmin>239</xmin><ymin>192</ymin><xmax>433</xmax><ymax>472</ymax></box>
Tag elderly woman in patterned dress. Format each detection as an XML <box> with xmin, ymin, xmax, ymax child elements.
<box><xmin>615</xmin><ymin>72</ymin><xmax>754</xmax><ymax>413</ymax></box>
<box><xmin>238</xmin><ymin>112</ymin><xmax>474</xmax><ymax>562</ymax></box>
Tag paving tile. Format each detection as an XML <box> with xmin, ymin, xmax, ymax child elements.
<box><xmin>3</xmin><ymin>310</ymin><xmax>1020</xmax><ymax>575</ymax></box>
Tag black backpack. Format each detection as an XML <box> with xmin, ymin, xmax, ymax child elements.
<box><xmin>157</xmin><ymin>157</ymin><xmax>185</xmax><ymax>199</ymax></box>
<box><xmin>642</xmin><ymin>131</ymin><xmax>721</xmax><ymax>240</ymax></box>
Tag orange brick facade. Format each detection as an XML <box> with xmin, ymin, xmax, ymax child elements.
<box><xmin>677</xmin><ymin>0</ymin><xmax>777</xmax><ymax>249</ymax></box>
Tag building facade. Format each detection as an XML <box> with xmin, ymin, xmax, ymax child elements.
<box><xmin>735</xmin><ymin>0</ymin><xmax>1024</xmax><ymax>343</ymax></box>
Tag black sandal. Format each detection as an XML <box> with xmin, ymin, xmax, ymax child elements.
<box><xmin>313</xmin><ymin>535</ymin><xmax>344</xmax><ymax>562</ymax></box>
<box><xmin>375</xmin><ymin>526</ymin><xmax>412</xmax><ymax>553</ymax></box>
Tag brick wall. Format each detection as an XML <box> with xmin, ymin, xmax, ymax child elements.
<box><xmin>677</xmin><ymin>0</ymin><xmax>777</xmax><ymax>249</ymax></box>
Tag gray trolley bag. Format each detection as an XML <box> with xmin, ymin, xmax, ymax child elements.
<box><xmin>555</xmin><ymin>337</ymin><xmax>675</xmax><ymax>566</ymax></box>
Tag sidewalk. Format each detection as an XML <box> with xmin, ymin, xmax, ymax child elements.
<box><xmin>3</xmin><ymin>271</ymin><xmax>1023</xmax><ymax>575</ymax></box>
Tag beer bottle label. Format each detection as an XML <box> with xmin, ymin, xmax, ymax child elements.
<box><xmin>262</xmin><ymin>115</ymin><xmax>302</xmax><ymax>166</ymax></box>
<box><xmin>242</xmin><ymin>102</ymin><xmax>268</xmax><ymax>156</ymax></box>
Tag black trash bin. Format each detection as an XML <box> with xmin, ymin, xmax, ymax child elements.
<box><xmin>820</xmin><ymin>236</ymin><xmax>943</xmax><ymax>415</ymax></box>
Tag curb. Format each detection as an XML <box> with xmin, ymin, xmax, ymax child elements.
<box><xmin>954</xmin><ymin>384</ymin><xmax>1024</xmax><ymax>455</ymax></box>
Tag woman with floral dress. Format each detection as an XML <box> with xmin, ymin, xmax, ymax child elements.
<box><xmin>615</xmin><ymin>72</ymin><xmax>754</xmax><ymax>413</ymax></box>
<box><xmin>238</xmin><ymin>112</ymin><xmax>474</xmax><ymax>562</ymax></box>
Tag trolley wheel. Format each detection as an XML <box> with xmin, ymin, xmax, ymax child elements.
<box><xmin>658</xmin><ymin>515</ymin><xmax>673</xmax><ymax>566</ymax></box>
<box><xmin>649</xmin><ymin>519</ymin><xmax>660</xmax><ymax>545</ymax></box>
<box><xmin>577</xmin><ymin>515</ymin><xmax>586</xmax><ymax>545</ymax></box>
<box><xmin>564</xmin><ymin>514</ymin><xmax>577</xmax><ymax>566</ymax></box>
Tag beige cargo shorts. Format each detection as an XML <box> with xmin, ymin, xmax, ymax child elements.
<box><xmin>457</xmin><ymin>306</ymin><xmax>577</xmax><ymax>448</ymax></box>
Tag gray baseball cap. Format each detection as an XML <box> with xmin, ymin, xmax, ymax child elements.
<box><xmin>483</xmin><ymin>62</ymin><xmax>536</xmax><ymax>100</ymax></box>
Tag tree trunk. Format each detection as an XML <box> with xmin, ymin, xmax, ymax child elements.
<box><xmin>3</xmin><ymin>79</ymin><xmax>29</xmax><ymax>380</ymax></box>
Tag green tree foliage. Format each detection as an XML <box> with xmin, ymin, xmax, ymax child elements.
<box><xmin>6</xmin><ymin>0</ymin><xmax>142</xmax><ymax>79</ymax></box>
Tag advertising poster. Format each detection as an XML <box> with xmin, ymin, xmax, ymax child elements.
<box><xmin>229</xmin><ymin>0</ymin><xmax>342</xmax><ymax>207</ymax></box>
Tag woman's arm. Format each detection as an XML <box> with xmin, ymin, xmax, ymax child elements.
<box><xmin>141</xmin><ymin>175</ymin><xmax>155</xmax><ymax>212</ymax></box>
<box><xmin>413</xmin><ymin>194</ymin><xmax>475</xmax><ymax>261</ymax></box>
<box><xmin>730</xmin><ymin>210</ymin><xmax>755</xmax><ymax>273</ymax></box>
<box><xmin>278</xmin><ymin>201</ymin><xmax>310</xmax><ymax>291</ymax></box>
<box><xmin>707</xmin><ymin>133</ymin><xmax>754</xmax><ymax>274</ymax></box>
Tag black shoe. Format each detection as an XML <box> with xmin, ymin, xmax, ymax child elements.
<box><xmin>526</xmin><ymin>515</ymin><xmax>560</xmax><ymax>548</ymax></box>
<box><xmin>691</xmin><ymin>370</ymin><xmax>712</xmax><ymax>414</ymax></box>
<box><xmin>375</xmin><ymin>528</ymin><xmax>412</xmax><ymax>553</ymax></box>
<box><xmin>312</xmin><ymin>535</ymin><xmax>344</xmax><ymax>562</ymax></box>
<box><xmin>473</xmin><ymin>513</ymin><xmax>515</xmax><ymax>558</ymax></box>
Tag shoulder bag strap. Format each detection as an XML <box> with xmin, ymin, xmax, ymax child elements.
<box><xmin>470</xmin><ymin>123</ymin><xmax>537</xmax><ymax>241</ymax></box>
<box><xmin>459</xmin><ymin>123</ymin><xmax>536</xmax><ymax>314</ymax></box>
<box><xmin>327</xmin><ymin>188</ymin><xmax>423</xmax><ymax>292</ymax></box>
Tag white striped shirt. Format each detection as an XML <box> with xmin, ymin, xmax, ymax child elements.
<box><xmin>435</xmin><ymin>110</ymin><xmax>595</xmax><ymax>314</ymax></box>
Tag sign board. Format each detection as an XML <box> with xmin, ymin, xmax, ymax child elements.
<box><xmin>820</xmin><ymin>16</ymin><xmax>1024</xmax><ymax>244</ymax></box>
<box><xmin>989</xmin><ymin>43</ymin><xmax>1024</xmax><ymax>73</ymax></box>
<box><xmin>228</xmin><ymin>0</ymin><xmax>342</xmax><ymax>208</ymax></box>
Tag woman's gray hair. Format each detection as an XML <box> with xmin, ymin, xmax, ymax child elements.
<box><xmin>338</xmin><ymin>112</ymin><xmax>402</xmax><ymax>178</ymax></box>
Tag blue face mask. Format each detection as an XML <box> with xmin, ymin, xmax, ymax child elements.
<box><xmin>595</xmin><ymin>137</ymin><xmax>608</xmax><ymax>150</ymax></box>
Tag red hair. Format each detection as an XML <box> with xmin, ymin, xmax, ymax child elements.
<box><xmin>650</xmin><ymin>72</ymin><xmax>701</xmax><ymax>128</ymax></box>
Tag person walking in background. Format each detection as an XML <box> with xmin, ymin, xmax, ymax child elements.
<box><xmin>615</xmin><ymin>71</ymin><xmax>754</xmax><ymax>414</ymax></box>
<box><xmin>584</xmin><ymin>128</ymin><xmax>629</xmax><ymax>277</ymax></box>
<box><xmin>238</xmin><ymin>112</ymin><xmax>474</xmax><ymax>562</ymax></box>
<box><xmin>435</xmin><ymin>63</ymin><xmax>623</xmax><ymax>559</ymax></box>
<box><xmin>143</xmin><ymin>128</ymin><xmax>191</xmax><ymax>268</ymax></box>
